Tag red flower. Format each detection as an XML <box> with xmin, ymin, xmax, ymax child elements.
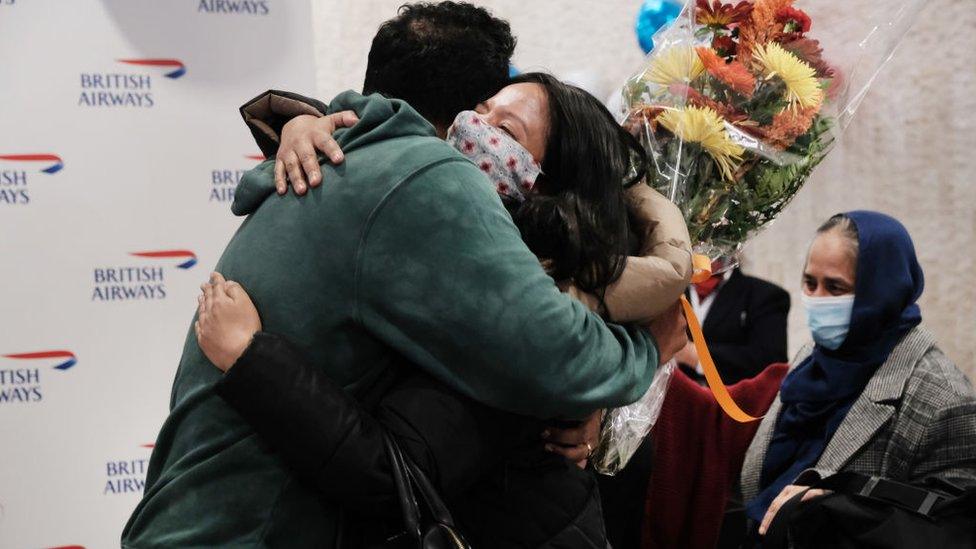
<box><xmin>496</xmin><ymin>181</ymin><xmax>510</xmax><ymax>193</ymax></box>
<box><xmin>506</xmin><ymin>157</ymin><xmax>518</xmax><ymax>170</ymax></box>
<box><xmin>712</xmin><ymin>35</ymin><xmax>737</xmax><ymax>57</ymax></box>
<box><xmin>489</xmin><ymin>136</ymin><xmax>500</xmax><ymax>146</ymax></box>
<box><xmin>783</xmin><ymin>38</ymin><xmax>834</xmax><ymax>77</ymax></box>
<box><xmin>696</xmin><ymin>0</ymin><xmax>753</xmax><ymax>28</ymax></box>
<box><xmin>463</xmin><ymin>140</ymin><xmax>475</xmax><ymax>153</ymax></box>
<box><xmin>479</xmin><ymin>160</ymin><xmax>492</xmax><ymax>173</ymax></box>
<box><xmin>522</xmin><ymin>179</ymin><xmax>535</xmax><ymax>190</ymax></box>
<box><xmin>775</xmin><ymin>6</ymin><xmax>811</xmax><ymax>40</ymax></box>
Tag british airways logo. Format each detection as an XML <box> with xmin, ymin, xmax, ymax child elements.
<box><xmin>2</xmin><ymin>350</ymin><xmax>77</xmax><ymax>370</ymax></box>
<box><xmin>130</xmin><ymin>249</ymin><xmax>198</xmax><ymax>270</ymax></box>
<box><xmin>0</xmin><ymin>153</ymin><xmax>63</xmax><ymax>205</ymax></box>
<box><xmin>0</xmin><ymin>153</ymin><xmax>62</xmax><ymax>174</ymax></box>
<box><xmin>104</xmin><ymin>444</ymin><xmax>153</xmax><ymax>495</ymax></box>
<box><xmin>79</xmin><ymin>58</ymin><xmax>186</xmax><ymax>108</ymax></box>
<box><xmin>117</xmin><ymin>58</ymin><xmax>187</xmax><ymax>79</ymax></box>
<box><xmin>198</xmin><ymin>0</ymin><xmax>270</xmax><ymax>15</ymax></box>
<box><xmin>1</xmin><ymin>350</ymin><xmax>77</xmax><ymax>404</ymax></box>
<box><xmin>211</xmin><ymin>154</ymin><xmax>266</xmax><ymax>203</ymax></box>
<box><xmin>92</xmin><ymin>249</ymin><xmax>198</xmax><ymax>301</ymax></box>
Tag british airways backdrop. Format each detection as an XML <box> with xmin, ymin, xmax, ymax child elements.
<box><xmin>0</xmin><ymin>1</ymin><xmax>315</xmax><ymax>546</ymax></box>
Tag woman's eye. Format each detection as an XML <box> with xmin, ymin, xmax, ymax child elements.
<box><xmin>499</xmin><ymin>125</ymin><xmax>515</xmax><ymax>138</ymax></box>
<box><xmin>827</xmin><ymin>284</ymin><xmax>849</xmax><ymax>295</ymax></box>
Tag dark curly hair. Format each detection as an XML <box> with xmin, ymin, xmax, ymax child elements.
<box><xmin>363</xmin><ymin>2</ymin><xmax>516</xmax><ymax>129</ymax></box>
<box><xmin>508</xmin><ymin>73</ymin><xmax>647</xmax><ymax>296</ymax></box>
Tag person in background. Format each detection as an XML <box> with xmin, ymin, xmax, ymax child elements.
<box><xmin>675</xmin><ymin>262</ymin><xmax>790</xmax><ymax>385</ymax></box>
<box><xmin>608</xmin><ymin>211</ymin><xmax>976</xmax><ymax>549</ymax></box>
<box><xmin>741</xmin><ymin>211</ymin><xmax>976</xmax><ymax>542</ymax></box>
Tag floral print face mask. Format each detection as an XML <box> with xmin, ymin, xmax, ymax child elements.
<box><xmin>446</xmin><ymin>110</ymin><xmax>543</xmax><ymax>203</ymax></box>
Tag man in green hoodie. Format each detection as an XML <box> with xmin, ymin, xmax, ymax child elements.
<box><xmin>123</xmin><ymin>3</ymin><xmax>680</xmax><ymax>547</ymax></box>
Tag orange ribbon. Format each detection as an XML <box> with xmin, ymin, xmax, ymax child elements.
<box><xmin>679</xmin><ymin>294</ymin><xmax>761</xmax><ymax>423</ymax></box>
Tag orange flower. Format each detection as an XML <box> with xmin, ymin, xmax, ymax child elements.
<box><xmin>696</xmin><ymin>0</ymin><xmax>753</xmax><ymax>28</ymax></box>
<box><xmin>738</xmin><ymin>0</ymin><xmax>792</xmax><ymax>61</ymax></box>
<box><xmin>763</xmin><ymin>104</ymin><xmax>818</xmax><ymax>148</ymax></box>
<box><xmin>697</xmin><ymin>46</ymin><xmax>756</xmax><ymax>97</ymax></box>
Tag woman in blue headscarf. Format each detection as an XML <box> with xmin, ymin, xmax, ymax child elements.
<box><xmin>740</xmin><ymin>210</ymin><xmax>976</xmax><ymax>537</ymax></box>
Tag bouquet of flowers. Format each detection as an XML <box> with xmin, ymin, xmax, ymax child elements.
<box><xmin>620</xmin><ymin>0</ymin><xmax>924</xmax><ymax>267</ymax></box>
<box><xmin>594</xmin><ymin>0</ymin><xmax>923</xmax><ymax>475</ymax></box>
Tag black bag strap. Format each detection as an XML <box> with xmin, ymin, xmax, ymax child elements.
<box><xmin>385</xmin><ymin>431</ymin><xmax>423</xmax><ymax>541</ymax></box>
<box><xmin>762</xmin><ymin>472</ymin><xmax>956</xmax><ymax>549</ymax></box>
<box><xmin>383</xmin><ymin>431</ymin><xmax>462</xmax><ymax>541</ymax></box>
<box><xmin>811</xmin><ymin>472</ymin><xmax>948</xmax><ymax>516</ymax></box>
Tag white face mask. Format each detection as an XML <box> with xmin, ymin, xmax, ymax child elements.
<box><xmin>445</xmin><ymin>110</ymin><xmax>542</xmax><ymax>203</ymax></box>
<box><xmin>802</xmin><ymin>293</ymin><xmax>855</xmax><ymax>350</ymax></box>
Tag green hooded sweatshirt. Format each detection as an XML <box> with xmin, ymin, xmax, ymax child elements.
<box><xmin>122</xmin><ymin>91</ymin><xmax>658</xmax><ymax>548</ymax></box>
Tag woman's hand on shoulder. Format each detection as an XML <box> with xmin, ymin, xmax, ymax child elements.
<box><xmin>275</xmin><ymin>111</ymin><xmax>359</xmax><ymax>195</ymax></box>
<box><xmin>195</xmin><ymin>272</ymin><xmax>262</xmax><ymax>372</ymax></box>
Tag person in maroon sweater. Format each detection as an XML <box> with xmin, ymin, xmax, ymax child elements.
<box><xmin>611</xmin><ymin>363</ymin><xmax>788</xmax><ymax>549</ymax></box>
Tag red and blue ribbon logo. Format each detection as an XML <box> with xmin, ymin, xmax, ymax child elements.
<box><xmin>3</xmin><ymin>350</ymin><xmax>77</xmax><ymax>370</ymax></box>
<box><xmin>117</xmin><ymin>58</ymin><xmax>186</xmax><ymax>79</ymax></box>
<box><xmin>130</xmin><ymin>249</ymin><xmax>198</xmax><ymax>269</ymax></box>
<box><xmin>0</xmin><ymin>153</ymin><xmax>64</xmax><ymax>174</ymax></box>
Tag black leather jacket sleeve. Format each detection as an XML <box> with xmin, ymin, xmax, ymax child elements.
<box><xmin>239</xmin><ymin>90</ymin><xmax>329</xmax><ymax>158</ymax></box>
<box><xmin>214</xmin><ymin>332</ymin><xmax>543</xmax><ymax>517</ymax></box>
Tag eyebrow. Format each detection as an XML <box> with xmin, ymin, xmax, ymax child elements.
<box><xmin>504</xmin><ymin>108</ymin><xmax>530</xmax><ymax>140</ymax></box>
<box><xmin>804</xmin><ymin>272</ymin><xmax>853</xmax><ymax>287</ymax></box>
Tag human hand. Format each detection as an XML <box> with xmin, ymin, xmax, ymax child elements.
<box><xmin>542</xmin><ymin>409</ymin><xmax>603</xmax><ymax>468</ymax></box>
<box><xmin>195</xmin><ymin>272</ymin><xmax>262</xmax><ymax>372</ymax></box>
<box><xmin>674</xmin><ymin>340</ymin><xmax>699</xmax><ymax>368</ymax></box>
<box><xmin>275</xmin><ymin>110</ymin><xmax>359</xmax><ymax>195</ymax></box>
<box><xmin>759</xmin><ymin>484</ymin><xmax>827</xmax><ymax>535</ymax></box>
<box><xmin>647</xmin><ymin>302</ymin><xmax>688</xmax><ymax>365</ymax></box>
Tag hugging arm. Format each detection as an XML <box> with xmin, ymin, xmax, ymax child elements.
<box><xmin>240</xmin><ymin>90</ymin><xmax>359</xmax><ymax>194</ymax></box>
<box><xmin>355</xmin><ymin>161</ymin><xmax>664</xmax><ymax>419</ymax></box>
<box><xmin>240</xmin><ymin>90</ymin><xmax>328</xmax><ymax>158</ymax></box>
<box><xmin>213</xmin><ymin>332</ymin><xmax>538</xmax><ymax>516</ymax></box>
<box><xmin>563</xmin><ymin>184</ymin><xmax>693</xmax><ymax>324</ymax></box>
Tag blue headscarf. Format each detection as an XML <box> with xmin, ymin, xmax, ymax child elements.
<box><xmin>746</xmin><ymin>211</ymin><xmax>924</xmax><ymax>523</ymax></box>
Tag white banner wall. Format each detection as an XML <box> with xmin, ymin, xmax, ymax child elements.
<box><xmin>0</xmin><ymin>1</ymin><xmax>315</xmax><ymax>546</ymax></box>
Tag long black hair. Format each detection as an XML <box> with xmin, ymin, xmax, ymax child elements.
<box><xmin>508</xmin><ymin>72</ymin><xmax>646</xmax><ymax>294</ymax></box>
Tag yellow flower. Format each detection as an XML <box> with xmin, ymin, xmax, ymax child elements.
<box><xmin>646</xmin><ymin>46</ymin><xmax>705</xmax><ymax>87</ymax></box>
<box><xmin>753</xmin><ymin>42</ymin><xmax>824</xmax><ymax>109</ymax></box>
<box><xmin>657</xmin><ymin>106</ymin><xmax>745</xmax><ymax>181</ymax></box>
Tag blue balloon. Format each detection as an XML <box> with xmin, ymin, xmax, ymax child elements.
<box><xmin>509</xmin><ymin>64</ymin><xmax>520</xmax><ymax>78</ymax></box>
<box><xmin>635</xmin><ymin>0</ymin><xmax>684</xmax><ymax>53</ymax></box>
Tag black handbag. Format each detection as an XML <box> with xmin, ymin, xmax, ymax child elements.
<box><xmin>383</xmin><ymin>432</ymin><xmax>471</xmax><ymax>549</ymax></box>
<box><xmin>762</xmin><ymin>471</ymin><xmax>976</xmax><ymax>549</ymax></box>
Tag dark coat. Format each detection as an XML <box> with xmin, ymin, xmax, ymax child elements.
<box><xmin>216</xmin><ymin>332</ymin><xmax>609</xmax><ymax>548</ymax></box>
<box><xmin>694</xmin><ymin>269</ymin><xmax>790</xmax><ymax>385</ymax></box>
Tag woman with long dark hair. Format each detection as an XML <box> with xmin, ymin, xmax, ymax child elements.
<box><xmin>195</xmin><ymin>73</ymin><xmax>693</xmax><ymax>547</ymax></box>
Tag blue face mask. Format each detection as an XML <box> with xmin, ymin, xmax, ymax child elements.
<box><xmin>802</xmin><ymin>293</ymin><xmax>855</xmax><ymax>350</ymax></box>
